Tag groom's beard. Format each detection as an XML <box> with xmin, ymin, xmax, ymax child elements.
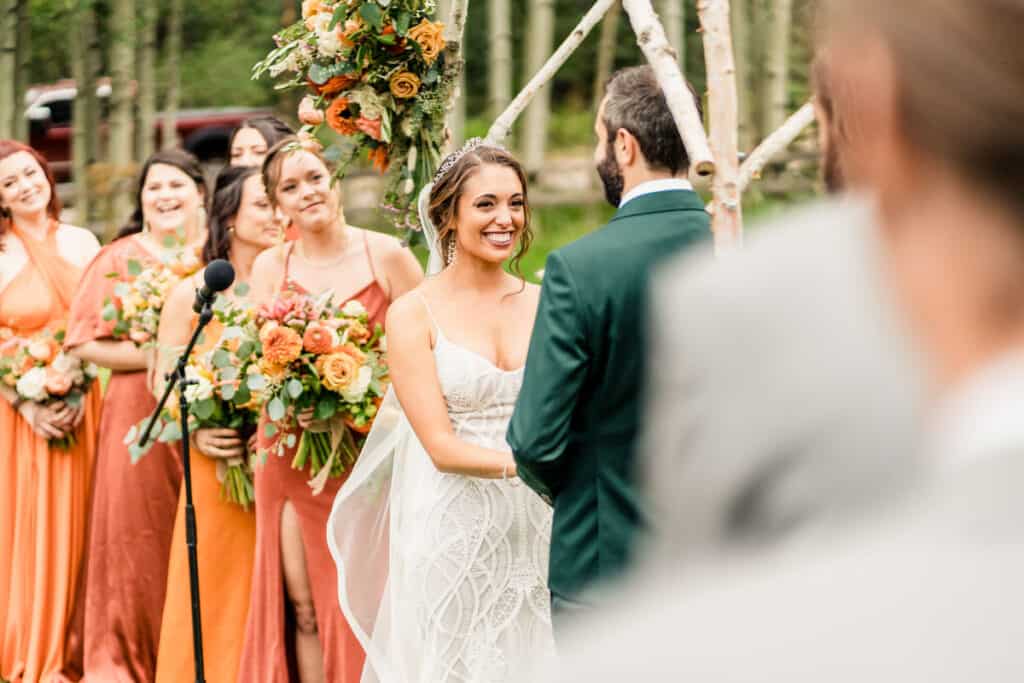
<box><xmin>597</xmin><ymin>142</ymin><xmax>625</xmax><ymax>207</ymax></box>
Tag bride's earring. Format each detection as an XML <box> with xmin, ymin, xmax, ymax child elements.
<box><xmin>447</xmin><ymin>233</ymin><xmax>457</xmax><ymax>265</ymax></box>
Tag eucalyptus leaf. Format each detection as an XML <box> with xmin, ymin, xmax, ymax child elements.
<box><xmin>285</xmin><ymin>433</ymin><xmax>297</xmax><ymax>448</ymax></box>
<box><xmin>222</xmin><ymin>384</ymin><xmax>237</xmax><ymax>400</ymax></box>
<box><xmin>395</xmin><ymin>11</ymin><xmax>411</xmax><ymax>36</ymax></box>
<box><xmin>220</xmin><ymin>366</ymin><xmax>240</xmax><ymax>381</ymax></box>
<box><xmin>315</xmin><ymin>395</ymin><xmax>338</xmax><ymax>421</ymax></box>
<box><xmin>221</xmin><ymin>326</ymin><xmax>244</xmax><ymax>341</ymax></box>
<box><xmin>268</xmin><ymin>396</ymin><xmax>286</xmax><ymax>422</ymax></box>
<box><xmin>286</xmin><ymin>378</ymin><xmax>304</xmax><ymax>400</ymax></box>
<box><xmin>329</xmin><ymin>4</ymin><xmax>346</xmax><ymax>30</ymax></box>
<box><xmin>264</xmin><ymin>422</ymin><xmax>278</xmax><ymax>438</ymax></box>
<box><xmin>233</xmin><ymin>383</ymin><xmax>251</xmax><ymax>407</ymax></box>
<box><xmin>236</xmin><ymin>340</ymin><xmax>256</xmax><ymax>360</ymax></box>
<box><xmin>126</xmin><ymin>259</ymin><xmax>143</xmax><ymax>276</ymax></box>
<box><xmin>193</xmin><ymin>399</ymin><xmax>216</xmax><ymax>421</ymax></box>
<box><xmin>123</xmin><ymin>424</ymin><xmax>139</xmax><ymax>445</ymax></box>
<box><xmin>359</xmin><ymin>2</ymin><xmax>383</xmax><ymax>31</ymax></box>
<box><xmin>102</xmin><ymin>303</ymin><xmax>118</xmax><ymax>321</ymax></box>
<box><xmin>233</xmin><ymin>282</ymin><xmax>251</xmax><ymax>297</ymax></box>
<box><xmin>247</xmin><ymin>373</ymin><xmax>268</xmax><ymax>391</ymax></box>
<box><xmin>212</xmin><ymin>349</ymin><xmax>232</xmax><ymax>369</ymax></box>
<box><xmin>161</xmin><ymin>420</ymin><xmax>183</xmax><ymax>443</ymax></box>
<box><xmin>308</xmin><ymin>62</ymin><xmax>332</xmax><ymax>85</ymax></box>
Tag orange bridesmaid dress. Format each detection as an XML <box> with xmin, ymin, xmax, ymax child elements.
<box><xmin>64</xmin><ymin>236</ymin><xmax>183</xmax><ymax>683</ymax></box>
<box><xmin>154</xmin><ymin>310</ymin><xmax>257</xmax><ymax>683</ymax></box>
<box><xmin>0</xmin><ymin>221</ymin><xmax>101</xmax><ymax>683</ymax></box>
<box><xmin>238</xmin><ymin>240</ymin><xmax>387</xmax><ymax>682</ymax></box>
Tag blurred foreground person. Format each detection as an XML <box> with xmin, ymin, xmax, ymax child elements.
<box><xmin>637</xmin><ymin>46</ymin><xmax>926</xmax><ymax>566</ymax></box>
<box><xmin>551</xmin><ymin>0</ymin><xmax>1024</xmax><ymax>679</ymax></box>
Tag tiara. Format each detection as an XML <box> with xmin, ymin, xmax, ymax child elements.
<box><xmin>432</xmin><ymin>137</ymin><xmax>501</xmax><ymax>184</ymax></box>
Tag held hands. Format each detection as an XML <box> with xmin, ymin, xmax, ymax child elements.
<box><xmin>18</xmin><ymin>401</ymin><xmax>76</xmax><ymax>440</ymax></box>
<box><xmin>194</xmin><ymin>428</ymin><xmax>246</xmax><ymax>459</ymax></box>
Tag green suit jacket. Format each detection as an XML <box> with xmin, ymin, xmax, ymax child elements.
<box><xmin>508</xmin><ymin>189</ymin><xmax>710</xmax><ymax>603</ymax></box>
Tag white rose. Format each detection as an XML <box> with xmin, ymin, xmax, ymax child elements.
<box><xmin>51</xmin><ymin>352</ymin><xmax>80</xmax><ymax>375</ymax></box>
<box><xmin>16</xmin><ymin>366</ymin><xmax>48</xmax><ymax>402</ymax></box>
<box><xmin>341</xmin><ymin>365</ymin><xmax>372</xmax><ymax>403</ymax></box>
<box><xmin>317</xmin><ymin>29</ymin><xmax>343</xmax><ymax>57</ymax></box>
<box><xmin>341</xmin><ymin>300</ymin><xmax>367</xmax><ymax>318</ymax></box>
<box><xmin>183</xmin><ymin>367</ymin><xmax>215</xmax><ymax>403</ymax></box>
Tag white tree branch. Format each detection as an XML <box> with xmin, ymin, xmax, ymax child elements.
<box><xmin>697</xmin><ymin>0</ymin><xmax>741</xmax><ymax>249</ymax></box>
<box><xmin>486</xmin><ymin>0</ymin><xmax>617</xmax><ymax>145</ymax></box>
<box><xmin>623</xmin><ymin>0</ymin><xmax>714</xmax><ymax>177</ymax></box>
<box><xmin>738</xmin><ymin>99</ymin><xmax>816</xmax><ymax>192</ymax></box>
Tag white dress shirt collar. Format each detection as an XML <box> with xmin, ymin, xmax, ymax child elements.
<box><xmin>618</xmin><ymin>178</ymin><xmax>694</xmax><ymax>208</ymax></box>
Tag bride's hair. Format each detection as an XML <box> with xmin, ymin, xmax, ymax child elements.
<box><xmin>428</xmin><ymin>145</ymin><xmax>533</xmax><ymax>278</ymax></box>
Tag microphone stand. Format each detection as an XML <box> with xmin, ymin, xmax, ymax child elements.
<box><xmin>140</xmin><ymin>299</ymin><xmax>213</xmax><ymax>683</ymax></box>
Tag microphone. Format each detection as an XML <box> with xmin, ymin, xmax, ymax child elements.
<box><xmin>192</xmin><ymin>259</ymin><xmax>236</xmax><ymax>313</ymax></box>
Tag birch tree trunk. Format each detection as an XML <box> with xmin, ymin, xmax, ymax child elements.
<box><xmin>488</xmin><ymin>0</ymin><xmax>616</xmax><ymax>146</ymax></box>
<box><xmin>0</xmin><ymin>0</ymin><xmax>17</xmax><ymax>140</ymax></box>
<box><xmin>659</xmin><ymin>0</ymin><xmax>685</xmax><ymax>67</ymax></box>
<box><xmin>592</xmin><ymin>0</ymin><xmax>622</xmax><ymax>112</ymax></box>
<box><xmin>136</xmin><ymin>0</ymin><xmax>158</xmax><ymax>160</ymax></box>
<box><xmin>109</xmin><ymin>0</ymin><xmax>137</xmax><ymax>231</ymax></box>
<box><xmin>522</xmin><ymin>0</ymin><xmax>556</xmax><ymax>175</ymax></box>
<box><xmin>71</xmin><ymin>1</ymin><xmax>100</xmax><ymax>226</ymax></box>
<box><xmin>764</xmin><ymin>0</ymin><xmax>792</xmax><ymax>133</ymax></box>
<box><xmin>622</xmin><ymin>0</ymin><xmax>714</xmax><ymax>175</ymax></box>
<box><xmin>488</xmin><ymin>0</ymin><xmax>513</xmax><ymax>119</ymax></box>
<box><xmin>731</xmin><ymin>0</ymin><xmax>756</xmax><ymax>151</ymax></box>
<box><xmin>12</xmin><ymin>0</ymin><xmax>30</xmax><ymax>141</ymax></box>
<box><xmin>437</xmin><ymin>0</ymin><xmax>467</xmax><ymax>151</ymax></box>
<box><xmin>738</xmin><ymin>98</ymin><xmax>814</xmax><ymax>192</ymax></box>
<box><xmin>161</xmin><ymin>0</ymin><xmax>183</xmax><ymax>150</ymax></box>
<box><xmin>697</xmin><ymin>0</ymin><xmax>743</xmax><ymax>248</ymax></box>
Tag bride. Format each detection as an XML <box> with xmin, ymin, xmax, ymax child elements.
<box><xmin>327</xmin><ymin>140</ymin><xmax>555</xmax><ymax>682</ymax></box>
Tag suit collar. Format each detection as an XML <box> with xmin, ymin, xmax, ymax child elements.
<box><xmin>609</xmin><ymin>189</ymin><xmax>706</xmax><ymax>223</ymax></box>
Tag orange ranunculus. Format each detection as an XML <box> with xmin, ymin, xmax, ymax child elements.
<box><xmin>315</xmin><ymin>352</ymin><xmax>359</xmax><ymax>392</ymax></box>
<box><xmin>303</xmin><ymin>323</ymin><xmax>335</xmax><ymax>355</ymax></box>
<box><xmin>311</xmin><ymin>74</ymin><xmax>359</xmax><ymax>97</ymax></box>
<box><xmin>257</xmin><ymin>357</ymin><xmax>288</xmax><ymax>384</ymax></box>
<box><xmin>261</xmin><ymin>325</ymin><xmax>303</xmax><ymax>365</ymax></box>
<box><xmin>326</xmin><ymin>97</ymin><xmax>360</xmax><ymax>136</ymax></box>
<box><xmin>355</xmin><ymin>116</ymin><xmax>383</xmax><ymax>141</ymax></box>
<box><xmin>44</xmin><ymin>368</ymin><xmax>73</xmax><ymax>396</ymax></box>
<box><xmin>389</xmin><ymin>71</ymin><xmax>420</xmax><ymax>99</ymax></box>
<box><xmin>408</xmin><ymin>19</ymin><xmax>446</xmax><ymax>64</ymax></box>
<box><xmin>367</xmin><ymin>146</ymin><xmax>389</xmax><ymax>173</ymax></box>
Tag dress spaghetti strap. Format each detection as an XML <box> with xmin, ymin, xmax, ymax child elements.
<box><xmin>362</xmin><ymin>231</ymin><xmax>378</xmax><ymax>283</ymax></box>
<box><xmin>412</xmin><ymin>290</ymin><xmax>442</xmax><ymax>338</ymax></box>
<box><xmin>280</xmin><ymin>242</ymin><xmax>296</xmax><ymax>292</ymax></box>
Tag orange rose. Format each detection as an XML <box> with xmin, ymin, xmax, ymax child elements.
<box><xmin>315</xmin><ymin>352</ymin><xmax>359</xmax><ymax>392</ymax></box>
<box><xmin>44</xmin><ymin>368</ymin><xmax>73</xmax><ymax>396</ymax></box>
<box><xmin>258</xmin><ymin>357</ymin><xmax>288</xmax><ymax>384</ymax></box>
<box><xmin>303</xmin><ymin>323</ymin><xmax>335</xmax><ymax>355</ymax></box>
<box><xmin>389</xmin><ymin>71</ymin><xmax>420</xmax><ymax>99</ymax></box>
<box><xmin>261</xmin><ymin>325</ymin><xmax>303</xmax><ymax>365</ymax></box>
<box><xmin>326</xmin><ymin>97</ymin><xmax>360</xmax><ymax>136</ymax></box>
<box><xmin>408</xmin><ymin>19</ymin><xmax>446</xmax><ymax>64</ymax></box>
<box><xmin>335</xmin><ymin>342</ymin><xmax>366</xmax><ymax>365</ymax></box>
<box><xmin>367</xmin><ymin>146</ymin><xmax>389</xmax><ymax>173</ymax></box>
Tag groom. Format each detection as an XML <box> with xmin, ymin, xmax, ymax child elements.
<box><xmin>508</xmin><ymin>65</ymin><xmax>710</xmax><ymax>628</ymax></box>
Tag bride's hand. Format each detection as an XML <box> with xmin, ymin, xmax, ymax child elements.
<box><xmin>194</xmin><ymin>428</ymin><xmax>246</xmax><ymax>459</ymax></box>
<box><xmin>297</xmin><ymin>407</ymin><xmax>330</xmax><ymax>433</ymax></box>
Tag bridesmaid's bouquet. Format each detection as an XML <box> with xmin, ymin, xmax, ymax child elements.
<box><xmin>125</xmin><ymin>298</ymin><xmax>265</xmax><ymax>508</ymax></box>
<box><xmin>102</xmin><ymin>246</ymin><xmax>202</xmax><ymax>347</ymax></box>
<box><xmin>0</xmin><ymin>326</ymin><xmax>98</xmax><ymax>449</ymax></box>
<box><xmin>254</xmin><ymin>289</ymin><xmax>387</xmax><ymax>492</ymax></box>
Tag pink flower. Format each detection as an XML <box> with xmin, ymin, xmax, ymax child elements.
<box><xmin>356</xmin><ymin>116</ymin><xmax>383</xmax><ymax>141</ymax></box>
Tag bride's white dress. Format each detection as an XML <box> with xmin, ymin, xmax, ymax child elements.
<box><xmin>327</xmin><ymin>301</ymin><xmax>555</xmax><ymax>683</ymax></box>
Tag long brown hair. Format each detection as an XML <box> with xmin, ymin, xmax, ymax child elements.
<box><xmin>0</xmin><ymin>140</ymin><xmax>62</xmax><ymax>245</ymax></box>
<box><xmin>428</xmin><ymin>145</ymin><xmax>533</xmax><ymax>279</ymax></box>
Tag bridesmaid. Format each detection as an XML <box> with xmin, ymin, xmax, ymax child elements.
<box><xmin>0</xmin><ymin>140</ymin><xmax>101</xmax><ymax>682</ymax></box>
<box><xmin>64</xmin><ymin>149</ymin><xmax>207</xmax><ymax>683</ymax></box>
<box><xmin>229</xmin><ymin>116</ymin><xmax>294</xmax><ymax>168</ymax></box>
<box><xmin>153</xmin><ymin>165</ymin><xmax>280</xmax><ymax>683</ymax></box>
<box><xmin>240</xmin><ymin>137</ymin><xmax>422</xmax><ymax>682</ymax></box>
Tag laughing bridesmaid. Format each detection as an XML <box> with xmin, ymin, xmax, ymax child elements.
<box><xmin>0</xmin><ymin>140</ymin><xmax>101</xmax><ymax>683</ymax></box>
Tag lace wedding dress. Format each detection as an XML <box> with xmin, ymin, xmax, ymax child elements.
<box><xmin>327</xmin><ymin>297</ymin><xmax>555</xmax><ymax>683</ymax></box>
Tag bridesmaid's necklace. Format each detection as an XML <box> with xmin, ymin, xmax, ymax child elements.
<box><xmin>296</xmin><ymin>227</ymin><xmax>349</xmax><ymax>269</ymax></box>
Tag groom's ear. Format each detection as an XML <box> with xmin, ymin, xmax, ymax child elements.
<box><xmin>614</xmin><ymin>128</ymin><xmax>640</xmax><ymax>169</ymax></box>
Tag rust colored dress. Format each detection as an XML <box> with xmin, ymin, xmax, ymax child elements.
<box><xmin>239</xmin><ymin>237</ymin><xmax>389</xmax><ymax>682</ymax></box>
<box><xmin>64</xmin><ymin>236</ymin><xmax>184</xmax><ymax>683</ymax></box>
<box><xmin>154</xmin><ymin>311</ymin><xmax>257</xmax><ymax>683</ymax></box>
<box><xmin>0</xmin><ymin>222</ymin><xmax>101</xmax><ymax>683</ymax></box>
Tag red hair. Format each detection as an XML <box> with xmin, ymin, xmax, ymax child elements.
<box><xmin>0</xmin><ymin>140</ymin><xmax>63</xmax><ymax>238</ymax></box>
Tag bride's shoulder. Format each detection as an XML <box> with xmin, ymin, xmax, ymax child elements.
<box><xmin>385</xmin><ymin>284</ymin><xmax>433</xmax><ymax>335</ymax></box>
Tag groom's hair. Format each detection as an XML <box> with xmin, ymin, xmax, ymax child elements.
<box><xmin>602</xmin><ymin>66</ymin><xmax>702</xmax><ymax>175</ymax></box>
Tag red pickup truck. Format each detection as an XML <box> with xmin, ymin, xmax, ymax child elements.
<box><xmin>26</xmin><ymin>79</ymin><xmax>275</xmax><ymax>181</ymax></box>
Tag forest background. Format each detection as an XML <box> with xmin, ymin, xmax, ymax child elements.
<box><xmin>0</xmin><ymin>0</ymin><xmax>821</xmax><ymax>278</ymax></box>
